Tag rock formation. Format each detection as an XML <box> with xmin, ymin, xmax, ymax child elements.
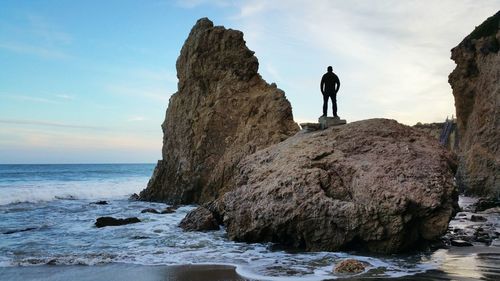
<box><xmin>208</xmin><ymin>119</ymin><xmax>457</xmax><ymax>253</ymax></box>
<box><xmin>139</xmin><ymin>18</ymin><xmax>299</xmax><ymax>204</ymax></box>
<box><xmin>179</xmin><ymin>206</ymin><xmax>220</xmax><ymax>231</ymax></box>
<box><xmin>413</xmin><ymin>121</ymin><xmax>458</xmax><ymax>153</ymax></box>
<box><xmin>448</xmin><ymin>11</ymin><xmax>500</xmax><ymax>197</ymax></box>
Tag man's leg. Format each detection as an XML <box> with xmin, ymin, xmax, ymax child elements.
<box><xmin>331</xmin><ymin>93</ymin><xmax>338</xmax><ymax>117</ymax></box>
<box><xmin>322</xmin><ymin>94</ymin><xmax>328</xmax><ymax>116</ymax></box>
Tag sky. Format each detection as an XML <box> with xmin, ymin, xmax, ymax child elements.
<box><xmin>0</xmin><ymin>0</ymin><xmax>498</xmax><ymax>164</ymax></box>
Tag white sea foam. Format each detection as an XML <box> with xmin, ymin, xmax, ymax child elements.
<box><xmin>0</xmin><ymin>178</ymin><xmax>145</xmax><ymax>205</ymax></box>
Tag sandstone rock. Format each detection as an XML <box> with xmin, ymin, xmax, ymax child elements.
<box><xmin>179</xmin><ymin>206</ymin><xmax>219</xmax><ymax>231</ymax></box>
<box><xmin>334</xmin><ymin>259</ymin><xmax>366</xmax><ymax>274</ymax></box>
<box><xmin>448</xmin><ymin>11</ymin><xmax>500</xmax><ymax>197</ymax></box>
<box><xmin>214</xmin><ymin>119</ymin><xmax>457</xmax><ymax>253</ymax></box>
<box><xmin>139</xmin><ymin>18</ymin><xmax>299</xmax><ymax>204</ymax></box>
<box><xmin>95</xmin><ymin>217</ymin><xmax>141</xmax><ymax>228</ymax></box>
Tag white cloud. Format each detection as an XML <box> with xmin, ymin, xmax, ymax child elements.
<box><xmin>105</xmin><ymin>84</ymin><xmax>172</xmax><ymax>103</ymax></box>
<box><xmin>0</xmin><ymin>41</ymin><xmax>70</xmax><ymax>59</ymax></box>
<box><xmin>215</xmin><ymin>0</ymin><xmax>500</xmax><ymax>125</ymax></box>
<box><xmin>55</xmin><ymin>94</ymin><xmax>75</xmax><ymax>100</ymax></box>
<box><xmin>128</xmin><ymin>116</ymin><xmax>147</xmax><ymax>122</ymax></box>
<box><xmin>0</xmin><ymin>119</ymin><xmax>106</xmax><ymax>130</ymax></box>
<box><xmin>0</xmin><ymin>93</ymin><xmax>60</xmax><ymax>104</ymax></box>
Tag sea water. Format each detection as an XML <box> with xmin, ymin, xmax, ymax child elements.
<box><xmin>0</xmin><ymin>164</ymin><xmax>473</xmax><ymax>280</ymax></box>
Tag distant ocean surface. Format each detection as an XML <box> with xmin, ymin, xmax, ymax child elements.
<box><xmin>1</xmin><ymin>164</ymin><xmax>494</xmax><ymax>281</ymax></box>
<box><xmin>0</xmin><ymin>164</ymin><xmax>154</xmax><ymax>205</ymax></box>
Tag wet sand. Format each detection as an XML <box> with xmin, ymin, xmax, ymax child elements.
<box><xmin>1</xmin><ymin>244</ymin><xmax>498</xmax><ymax>281</ymax></box>
<box><xmin>0</xmin><ymin>264</ymin><xmax>250</xmax><ymax>281</ymax></box>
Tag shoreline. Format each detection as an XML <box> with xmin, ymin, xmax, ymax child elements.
<box><xmin>1</xmin><ymin>244</ymin><xmax>499</xmax><ymax>281</ymax></box>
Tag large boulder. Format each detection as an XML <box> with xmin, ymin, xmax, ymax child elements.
<box><xmin>212</xmin><ymin>119</ymin><xmax>457</xmax><ymax>253</ymax></box>
<box><xmin>139</xmin><ymin>18</ymin><xmax>299</xmax><ymax>204</ymax></box>
<box><xmin>448</xmin><ymin>11</ymin><xmax>500</xmax><ymax>197</ymax></box>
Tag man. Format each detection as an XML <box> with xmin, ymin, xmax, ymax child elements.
<box><xmin>320</xmin><ymin>66</ymin><xmax>340</xmax><ymax>117</ymax></box>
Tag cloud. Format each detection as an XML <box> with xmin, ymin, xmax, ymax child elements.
<box><xmin>128</xmin><ymin>116</ymin><xmax>147</xmax><ymax>122</ymax></box>
<box><xmin>217</xmin><ymin>0</ymin><xmax>500</xmax><ymax>125</ymax></box>
<box><xmin>0</xmin><ymin>41</ymin><xmax>70</xmax><ymax>59</ymax></box>
<box><xmin>25</xmin><ymin>13</ymin><xmax>72</xmax><ymax>45</ymax></box>
<box><xmin>105</xmin><ymin>84</ymin><xmax>172</xmax><ymax>103</ymax></box>
<box><xmin>0</xmin><ymin>93</ymin><xmax>61</xmax><ymax>104</ymax></box>
<box><xmin>0</xmin><ymin>126</ymin><xmax>161</xmax><ymax>163</ymax></box>
<box><xmin>0</xmin><ymin>13</ymin><xmax>72</xmax><ymax>59</ymax></box>
<box><xmin>55</xmin><ymin>94</ymin><xmax>75</xmax><ymax>100</ymax></box>
<box><xmin>0</xmin><ymin>119</ymin><xmax>107</xmax><ymax>131</ymax></box>
<box><xmin>175</xmin><ymin>0</ymin><xmax>233</xmax><ymax>8</ymax></box>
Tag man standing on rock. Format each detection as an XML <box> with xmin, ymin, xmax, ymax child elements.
<box><xmin>320</xmin><ymin>66</ymin><xmax>340</xmax><ymax>117</ymax></box>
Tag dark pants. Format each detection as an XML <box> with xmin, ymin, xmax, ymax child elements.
<box><xmin>323</xmin><ymin>93</ymin><xmax>337</xmax><ymax>117</ymax></box>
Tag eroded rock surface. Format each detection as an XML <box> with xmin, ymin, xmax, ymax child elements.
<box><xmin>139</xmin><ymin>18</ymin><xmax>298</xmax><ymax>204</ymax></box>
<box><xmin>448</xmin><ymin>11</ymin><xmax>500</xmax><ymax>197</ymax></box>
<box><xmin>212</xmin><ymin>119</ymin><xmax>457</xmax><ymax>253</ymax></box>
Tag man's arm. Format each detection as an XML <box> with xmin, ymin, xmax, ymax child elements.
<box><xmin>335</xmin><ymin>76</ymin><xmax>340</xmax><ymax>93</ymax></box>
<box><xmin>320</xmin><ymin>76</ymin><xmax>325</xmax><ymax>94</ymax></box>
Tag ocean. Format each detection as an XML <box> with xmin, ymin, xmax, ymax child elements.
<box><xmin>0</xmin><ymin>164</ymin><xmax>497</xmax><ymax>281</ymax></box>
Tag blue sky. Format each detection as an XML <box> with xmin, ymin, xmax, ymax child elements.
<box><xmin>0</xmin><ymin>0</ymin><xmax>498</xmax><ymax>164</ymax></box>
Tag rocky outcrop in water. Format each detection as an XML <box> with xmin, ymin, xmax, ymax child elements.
<box><xmin>448</xmin><ymin>12</ymin><xmax>500</xmax><ymax>198</ymax></box>
<box><xmin>208</xmin><ymin>119</ymin><xmax>457</xmax><ymax>253</ymax></box>
<box><xmin>139</xmin><ymin>18</ymin><xmax>299</xmax><ymax>204</ymax></box>
<box><xmin>95</xmin><ymin>217</ymin><xmax>141</xmax><ymax>228</ymax></box>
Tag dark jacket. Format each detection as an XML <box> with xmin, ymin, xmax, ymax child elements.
<box><xmin>321</xmin><ymin>72</ymin><xmax>340</xmax><ymax>95</ymax></box>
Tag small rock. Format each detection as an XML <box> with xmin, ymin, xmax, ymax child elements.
<box><xmin>450</xmin><ymin>239</ymin><xmax>473</xmax><ymax>247</ymax></box>
<box><xmin>470</xmin><ymin>215</ymin><xmax>487</xmax><ymax>222</ymax></box>
<box><xmin>3</xmin><ymin>227</ymin><xmax>37</xmax><ymax>235</ymax></box>
<box><xmin>474</xmin><ymin>199</ymin><xmax>500</xmax><ymax>212</ymax></box>
<box><xmin>299</xmin><ymin>123</ymin><xmax>321</xmax><ymax>132</ymax></box>
<box><xmin>334</xmin><ymin>259</ymin><xmax>366</xmax><ymax>274</ymax></box>
<box><xmin>141</xmin><ymin>208</ymin><xmax>160</xmax><ymax>214</ymax></box>
<box><xmin>481</xmin><ymin>207</ymin><xmax>500</xmax><ymax>214</ymax></box>
<box><xmin>457</xmin><ymin>213</ymin><xmax>467</xmax><ymax>217</ymax></box>
<box><xmin>128</xmin><ymin>193</ymin><xmax>140</xmax><ymax>201</ymax></box>
<box><xmin>161</xmin><ymin>206</ymin><xmax>178</xmax><ymax>214</ymax></box>
<box><xmin>91</xmin><ymin>200</ymin><xmax>108</xmax><ymax>205</ymax></box>
<box><xmin>95</xmin><ymin>217</ymin><xmax>141</xmax><ymax>228</ymax></box>
<box><xmin>179</xmin><ymin>206</ymin><xmax>219</xmax><ymax>231</ymax></box>
<box><xmin>428</xmin><ymin>239</ymin><xmax>448</xmax><ymax>250</ymax></box>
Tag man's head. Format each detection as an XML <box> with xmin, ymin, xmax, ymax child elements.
<box><xmin>327</xmin><ymin>66</ymin><xmax>333</xmax><ymax>72</ymax></box>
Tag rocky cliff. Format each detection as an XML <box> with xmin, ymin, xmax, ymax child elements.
<box><xmin>448</xmin><ymin>12</ymin><xmax>500</xmax><ymax>197</ymax></box>
<box><xmin>199</xmin><ymin>119</ymin><xmax>458</xmax><ymax>253</ymax></box>
<box><xmin>139</xmin><ymin>18</ymin><xmax>299</xmax><ymax>204</ymax></box>
<box><xmin>413</xmin><ymin>121</ymin><xmax>458</xmax><ymax>152</ymax></box>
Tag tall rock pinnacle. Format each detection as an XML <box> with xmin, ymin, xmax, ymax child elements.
<box><xmin>139</xmin><ymin>18</ymin><xmax>299</xmax><ymax>204</ymax></box>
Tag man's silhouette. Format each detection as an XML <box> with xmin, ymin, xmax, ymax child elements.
<box><xmin>320</xmin><ymin>66</ymin><xmax>340</xmax><ymax>117</ymax></box>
